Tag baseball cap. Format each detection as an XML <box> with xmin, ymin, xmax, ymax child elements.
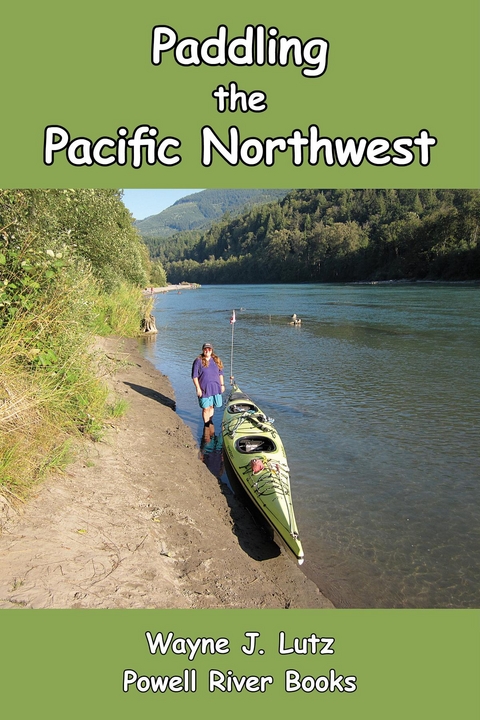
<box><xmin>202</xmin><ymin>342</ymin><xmax>213</xmax><ymax>350</ymax></box>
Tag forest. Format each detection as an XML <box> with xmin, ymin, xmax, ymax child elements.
<box><xmin>136</xmin><ymin>188</ymin><xmax>289</xmax><ymax>238</ymax></box>
<box><xmin>145</xmin><ymin>189</ymin><xmax>480</xmax><ymax>284</ymax></box>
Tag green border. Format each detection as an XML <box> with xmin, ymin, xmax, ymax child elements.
<box><xmin>1</xmin><ymin>2</ymin><xmax>479</xmax><ymax>717</ymax></box>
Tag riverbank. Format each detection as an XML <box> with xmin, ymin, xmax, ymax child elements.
<box><xmin>0</xmin><ymin>336</ymin><xmax>333</xmax><ymax>609</ymax></box>
<box><xmin>144</xmin><ymin>283</ymin><xmax>200</xmax><ymax>294</ymax></box>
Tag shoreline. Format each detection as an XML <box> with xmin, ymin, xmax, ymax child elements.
<box><xmin>0</xmin><ymin>336</ymin><xmax>333</xmax><ymax>609</ymax></box>
<box><xmin>144</xmin><ymin>284</ymin><xmax>201</xmax><ymax>294</ymax></box>
<box><xmin>146</xmin><ymin>280</ymin><xmax>479</xmax><ymax>295</ymax></box>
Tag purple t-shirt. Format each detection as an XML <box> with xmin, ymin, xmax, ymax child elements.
<box><xmin>192</xmin><ymin>357</ymin><xmax>224</xmax><ymax>397</ymax></box>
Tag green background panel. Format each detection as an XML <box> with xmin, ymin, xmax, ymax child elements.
<box><xmin>1</xmin><ymin>2</ymin><xmax>479</xmax><ymax>717</ymax></box>
<box><xmin>0</xmin><ymin>610</ymin><xmax>478</xmax><ymax>717</ymax></box>
<box><xmin>0</xmin><ymin>0</ymin><xmax>478</xmax><ymax>186</ymax></box>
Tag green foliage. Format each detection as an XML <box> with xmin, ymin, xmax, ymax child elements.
<box><xmin>162</xmin><ymin>189</ymin><xmax>480</xmax><ymax>284</ymax></box>
<box><xmin>0</xmin><ymin>188</ymin><xmax>150</xmax><ymax>499</ymax></box>
<box><xmin>150</xmin><ymin>259</ymin><xmax>168</xmax><ymax>287</ymax></box>
<box><xmin>91</xmin><ymin>282</ymin><xmax>145</xmax><ymax>336</ymax></box>
<box><xmin>0</xmin><ymin>238</ymin><xmax>67</xmax><ymax>326</ymax></box>
<box><xmin>107</xmin><ymin>398</ymin><xmax>130</xmax><ymax>418</ymax></box>
<box><xmin>0</xmin><ymin>264</ymin><xmax>111</xmax><ymax>496</ymax></box>
<box><xmin>0</xmin><ymin>189</ymin><xmax>150</xmax><ymax>290</ymax></box>
<box><xmin>39</xmin><ymin>440</ymin><xmax>74</xmax><ymax>475</ymax></box>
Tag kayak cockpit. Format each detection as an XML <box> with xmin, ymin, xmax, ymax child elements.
<box><xmin>227</xmin><ymin>402</ymin><xmax>258</xmax><ymax>414</ymax></box>
<box><xmin>235</xmin><ymin>436</ymin><xmax>277</xmax><ymax>454</ymax></box>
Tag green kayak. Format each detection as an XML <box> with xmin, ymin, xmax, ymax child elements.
<box><xmin>221</xmin><ymin>384</ymin><xmax>304</xmax><ymax>565</ymax></box>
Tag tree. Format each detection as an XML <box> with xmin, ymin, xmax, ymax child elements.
<box><xmin>150</xmin><ymin>260</ymin><xmax>167</xmax><ymax>287</ymax></box>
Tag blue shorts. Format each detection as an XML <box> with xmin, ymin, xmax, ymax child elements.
<box><xmin>198</xmin><ymin>394</ymin><xmax>223</xmax><ymax>409</ymax></box>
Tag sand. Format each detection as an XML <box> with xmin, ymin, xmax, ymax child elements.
<box><xmin>0</xmin><ymin>336</ymin><xmax>333</xmax><ymax>609</ymax></box>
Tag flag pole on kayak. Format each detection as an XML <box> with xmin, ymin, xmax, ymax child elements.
<box><xmin>229</xmin><ymin>309</ymin><xmax>236</xmax><ymax>385</ymax></box>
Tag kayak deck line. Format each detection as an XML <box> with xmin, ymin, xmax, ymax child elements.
<box><xmin>221</xmin><ymin>384</ymin><xmax>305</xmax><ymax>565</ymax></box>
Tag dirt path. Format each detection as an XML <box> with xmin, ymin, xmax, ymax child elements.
<box><xmin>0</xmin><ymin>336</ymin><xmax>333</xmax><ymax>609</ymax></box>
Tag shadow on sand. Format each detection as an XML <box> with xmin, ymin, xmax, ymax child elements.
<box><xmin>198</xmin><ymin>425</ymin><xmax>281</xmax><ymax>563</ymax></box>
<box><xmin>123</xmin><ymin>381</ymin><xmax>176</xmax><ymax>411</ymax></box>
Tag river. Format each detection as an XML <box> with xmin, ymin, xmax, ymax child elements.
<box><xmin>140</xmin><ymin>283</ymin><xmax>480</xmax><ymax>608</ymax></box>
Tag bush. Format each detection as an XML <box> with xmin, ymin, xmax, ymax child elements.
<box><xmin>0</xmin><ymin>190</ymin><xmax>151</xmax><ymax>499</ymax></box>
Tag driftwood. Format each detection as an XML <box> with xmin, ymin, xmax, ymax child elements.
<box><xmin>141</xmin><ymin>314</ymin><xmax>158</xmax><ymax>334</ymax></box>
<box><xmin>141</xmin><ymin>295</ymin><xmax>158</xmax><ymax>334</ymax></box>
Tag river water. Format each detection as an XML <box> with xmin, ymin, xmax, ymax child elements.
<box><xmin>140</xmin><ymin>283</ymin><xmax>480</xmax><ymax>608</ymax></box>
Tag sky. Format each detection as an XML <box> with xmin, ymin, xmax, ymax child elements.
<box><xmin>121</xmin><ymin>189</ymin><xmax>204</xmax><ymax>221</ymax></box>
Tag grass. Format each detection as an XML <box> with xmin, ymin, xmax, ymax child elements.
<box><xmin>0</xmin><ymin>268</ymin><xmax>148</xmax><ymax>500</ymax></box>
<box><xmin>107</xmin><ymin>398</ymin><xmax>130</xmax><ymax>418</ymax></box>
<box><xmin>91</xmin><ymin>282</ymin><xmax>145</xmax><ymax>337</ymax></box>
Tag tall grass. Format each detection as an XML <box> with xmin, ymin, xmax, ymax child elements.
<box><xmin>91</xmin><ymin>281</ymin><xmax>145</xmax><ymax>337</ymax></box>
<box><xmin>0</xmin><ymin>253</ymin><xmax>147</xmax><ymax>501</ymax></box>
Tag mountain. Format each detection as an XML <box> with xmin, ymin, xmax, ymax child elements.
<box><xmin>135</xmin><ymin>189</ymin><xmax>289</xmax><ymax>238</ymax></box>
<box><xmin>163</xmin><ymin>189</ymin><xmax>480</xmax><ymax>284</ymax></box>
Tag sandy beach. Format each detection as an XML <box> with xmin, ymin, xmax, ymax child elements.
<box><xmin>145</xmin><ymin>284</ymin><xmax>200</xmax><ymax>294</ymax></box>
<box><xmin>0</xmin><ymin>336</ymin><xmax>333</xmax><ymax>609</ymax></box>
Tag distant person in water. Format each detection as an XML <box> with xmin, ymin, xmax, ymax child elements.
<box><xmin>192</xmin><ymin>343</ymin><xmax>225</xmax><ymax>429</ymax></box>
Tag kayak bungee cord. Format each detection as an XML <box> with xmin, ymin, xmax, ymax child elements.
<box><xmin>238</xmin><ymin>459</ymin><xmax>298</xmax><ymax>539</ymax></box>
<box><xmin>222</xmin><ymin>409</ymin><xmax>278</xmax><ymax>438</ymax></box>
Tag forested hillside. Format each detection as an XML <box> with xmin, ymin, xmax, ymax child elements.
<box><xmin>162</xmin><ymin>189</ymin><xmax>480</xmax><ymax>284</ymax></box>
<box><xmin>137</xmin><ymin>188</ymin><xmax>289</xmax><ymax>240</ymax></box>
